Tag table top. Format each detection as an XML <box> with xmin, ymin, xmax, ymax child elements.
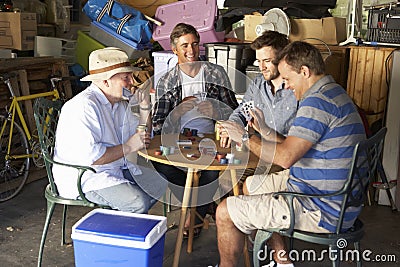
<box><xmin>138</xmin><ymin>134</ymin><xmax>260</xmax><ymax>171</ymax></box>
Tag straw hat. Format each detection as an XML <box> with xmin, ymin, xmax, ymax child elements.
<box><xmin>81</xmin><ymin>47</ymin><xmax>136</xmax><ymax>81</ymax></box>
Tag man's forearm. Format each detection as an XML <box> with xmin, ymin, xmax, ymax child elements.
<box><xmin>247</xmin><ymin>134</ymin><xmax>275</xmax><ymax>164</ymax></box>
<box><xmin>92</xmin><ymin>145</ymin><xmax>124</xmax><ymax>165</ymax></box>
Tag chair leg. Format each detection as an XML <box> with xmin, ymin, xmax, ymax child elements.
<box><xmin>289</xmin><ymin>236</ymin><xmax>294</xmax><ymax>251</ymax></box>
<box><xmin>378</xmin><ymin>161</ymin><xmax>397</xmax><ymax>211</ymax></box>
<box><xmin>354</xmin><ymin>242</ymin><xmax>362</xmax><ymax>267</ymax></box>
<box><xmin>330</xmin><ymin>246</ymin><xmax>340</xmax><ymax>267</ymax></box>
<box><xmin>163</xmin><ymin>190</ymin><xmax>172</xmax><ymax>216</ymax></box>
<box><xmin>253</xmin><ymin>230</ymin><xmax>273</xmax><ymax>267</ymax></box>
<box><xmin>61</xmin><ymin>205</ymin><xmax>68</xmax><ymax>245</ymax></box>
<box><xmin>37</xmin><ymin>201</ymin><xmax>56</xmax><ymax>267</ymax></box>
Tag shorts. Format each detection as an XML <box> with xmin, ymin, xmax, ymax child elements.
<box><xmin>226</xmin><ymin>170</ymin><xmax>330</xmax><ymax>235</ymax></box>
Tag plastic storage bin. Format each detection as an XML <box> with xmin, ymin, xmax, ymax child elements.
<box><xmin>71</xmin><ymin>209</ymin><xmax>167</xmax><ymax>267</ymax></box>
<box><xmin>152</xmin><ymin>0</ymin><xmax>224</xmax><ymax>50</ymax></box>
<box><xmin>204</xmin><ymin>42</ymin><xmax>255</xmax><ymax>94</ymax></box>
<box><xmin>89</xmin><ymin>21</ymin><xmax>151</xmax><ymax>60</ymax></box>
<box><xmin>366</xmin><ymin>6</ymin><xmax>400</xmax><ymax>44</ymax></box>
<box><xmin>246</xmin><ymin>65</ymin><xmax>261</xmax><ymax>88</ymax></box>
<box><xmin>152</xmin><ymin>51</ymin><xmax>177</xmax><ymax>95</ymax></box>
<box><xmin>76</xmin><ymin>30</ymin><xmax>105</xmax><ymax>71</ymax></box>
<box><xmin>34</xmin><ymin>36</ymin><xmax>76</xmax><ymax>65</ymax></box>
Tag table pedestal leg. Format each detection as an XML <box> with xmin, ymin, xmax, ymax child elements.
<box><xmin>230</xmin><ymin>169</ymin><xmax>251</xmax><ymax>267</ymax></box>
<box><xmin>172</xmin><ymin>168</ymin><xmax>195</xmax><ymax>267</ymax></box>
<box><xmin>230</xmin><ymin>169</ymin><xmax>239</xmax><ymax>196</ymax></box>
<box><xmin>188</xmin><ymin>171</ymin><xmax>199</xmax><ymax>253</ymax></box>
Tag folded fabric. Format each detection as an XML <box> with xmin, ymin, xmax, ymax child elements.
<box><xmin>83</xmin><ymin>0</ymin><xmax>152</xmax><ymax>44</ymax></box>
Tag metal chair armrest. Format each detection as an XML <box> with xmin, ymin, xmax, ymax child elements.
<box><xmin>272</xmin><ymin>188</ymin><xmax>346</xmax><ymax>236</ymax></box>
<box><xmin>44</xmin><ymin>153</ymin><xmax>96</xmax><ymax>204</ymax></box>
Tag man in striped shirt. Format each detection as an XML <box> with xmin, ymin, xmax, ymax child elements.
<box><xmin>215</xmin><ymin>41</ymin><xmax>366</xmax><ymax>267</ymax></box>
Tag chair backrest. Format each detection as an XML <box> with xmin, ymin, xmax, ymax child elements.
<box><xmin>33</xmin><ymin>98</ymin><xmax>64</xmax><ymax>195</ymax></box>
<box><xmin>336</xmin><ymin>127</ymin><xmax>387</xmax><ymax>233</ymax></box>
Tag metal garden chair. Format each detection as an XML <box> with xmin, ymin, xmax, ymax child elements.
<box><xmin>253</xmin><ymin>127</ymin><xmax>387</xmax><ymax>267</ymax></box>
<box><xmin>33</xmin><ymin>97</ymin><xmax>110</xmax><ymax>267</ymax></box>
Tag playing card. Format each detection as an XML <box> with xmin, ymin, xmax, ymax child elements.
<box><xmin>240</xmin><ymin>100</ymin><xmax>254</xmax><ymax>121</ymax></box>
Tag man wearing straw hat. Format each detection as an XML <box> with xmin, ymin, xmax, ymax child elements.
<box><xmin>52</xmin><ymin>47</ymin><xmax>167</xmax><ymax>213</ymax></box>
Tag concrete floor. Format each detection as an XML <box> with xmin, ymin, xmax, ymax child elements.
<box><xmin>1</xmin><ymin>169</ymin><xmax>400</xmax><ymax>267</ymax></box>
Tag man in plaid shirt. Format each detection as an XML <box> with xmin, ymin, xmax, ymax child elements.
<box><xmin>151</xmin><ymin>23</ymin><xmax>238</xmax><ymax>237</ymax></box>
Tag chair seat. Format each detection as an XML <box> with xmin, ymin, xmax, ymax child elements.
<box><xmin>44</xmin><ymin>184</ymin><xmax>95</xmax><ymax>207</ymax></box>
<box><xmin>289</xmin><ymin>219</ymin><xmax>364</xmax><ymax>246</ymax></box>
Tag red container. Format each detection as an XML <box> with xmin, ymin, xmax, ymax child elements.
<box><xmin>152</xmin><ymin>0</ymin><xmax>224</xmax><ymax>50</ymax></box>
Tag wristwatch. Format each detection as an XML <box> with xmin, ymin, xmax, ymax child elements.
<box><xmin>242</xmin><ymin>132</ymin><xmax>250</xmax><ymax>143</ymax></box>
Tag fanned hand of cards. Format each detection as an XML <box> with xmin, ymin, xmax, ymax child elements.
<box><xmin>240</xmin><ymin>100</ymin><xmax>254</xmax><ymax>121</ymax></box>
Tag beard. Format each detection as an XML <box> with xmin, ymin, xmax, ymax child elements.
<box><xmin>263</xmin><ymin>69</ymin><xmax>279</xmax><ymax>81</ymax></box>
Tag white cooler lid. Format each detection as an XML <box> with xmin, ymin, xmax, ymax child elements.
<box><xmin>71</xmin><ymin>209</ymin><xmax>167</xmax><ymax>249</ymax></box>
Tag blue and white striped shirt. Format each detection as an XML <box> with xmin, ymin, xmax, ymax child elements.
<box><xmin>287</xmin><ymin>75</ymin><xmax>366</xmax><ymax>232</ymax></box>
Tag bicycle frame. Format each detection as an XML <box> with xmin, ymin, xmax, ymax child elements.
<box><xmin>0</xmin><ymin>90</ymin><xmax>60</xmax><ymax>160</ymax></box>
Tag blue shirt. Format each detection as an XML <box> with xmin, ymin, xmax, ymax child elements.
<box><xmin>229</xmin><ymin>74</ymin><xmax>297</xmax><ymax>136</ymax></box>
<box><xmin>287</xmin><ymin>75</ymin><xmax>366</xmax><ymax>232</ymax></box>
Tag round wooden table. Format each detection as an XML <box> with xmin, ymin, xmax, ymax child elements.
<box><xmin>138</xmin><ymin>133</ymin><xmax>261</xmax><ymax>267</ymax></box>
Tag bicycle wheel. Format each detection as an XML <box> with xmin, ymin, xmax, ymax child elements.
<box><xmin>0</xmin><ymin>115</ymin><xmax>30</xmax><ymax>202</ymax></box>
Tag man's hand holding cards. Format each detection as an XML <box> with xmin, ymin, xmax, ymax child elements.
<box><xmin>240</xmin><ymin>100</ymin><xmax>254</xmax><ymax>121</ymax></box>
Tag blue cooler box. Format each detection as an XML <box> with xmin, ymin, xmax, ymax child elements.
<box><xmin>71</xmin><ymin>209</ymin><xmax>167</xmax><ymax>267</ymax></box>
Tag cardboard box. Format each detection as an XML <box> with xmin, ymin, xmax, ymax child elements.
<box><xmin>72</xmin><ymin>209</ymin><xmax>167</xmax><ymax>267</ymax></box>
<box><xmin>244</xmin><ymin>14</ymin><xmax>264</xmax><ymax>42</ymax></box>
<box><xmin>289</xmin><ymin>17</ymin><xmax>347</xmax><ymax>45</ymax></box>
<box><xmin>244</xmin><ymin>15</ymin><xmax>346</xmax><ymax>45</ymax></box>
<box><xmin>0</xmin><ymin>12</ymin><xmax>37</xmax><ymax>50</ymax></box>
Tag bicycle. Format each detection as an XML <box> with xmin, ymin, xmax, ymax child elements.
<box><xmin>0</xmin><ymin>72</ymin><xmax>63</xmax><ymax>202</ymax></box>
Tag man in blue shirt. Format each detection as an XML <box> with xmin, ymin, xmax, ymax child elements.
<box><xmin>219</xmin><ymin>30</ymin><xmax>297</xmax><ymax>149</ymax></box>
<box><xmin>215</xmin><ymin>41</ymin><xmax>365</xmax><ymax>267</ymax></box>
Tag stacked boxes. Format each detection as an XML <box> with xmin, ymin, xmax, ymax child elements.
<box><xmin>244</xmin><ymin>15</ymin><xmax>347</xmax><ymax>45</ymax></box>
<box><xmin>0</xmin><ymin>12</ymin><xmax>37</xmax><ymax>50</ymax></box>
<box><xmin>34</xmin><ymin>36</ymin><xmax>76</xmax><ymax>65</ymax></box>
<box><xmin>204</xmin><ymin>42</ymin><xmax>255</xmax><ymax>94</ymax></box>
<box><xmin>152</xmin><ymin>51</ymin><xmax>178</xmax><ymax>97</ymax></box>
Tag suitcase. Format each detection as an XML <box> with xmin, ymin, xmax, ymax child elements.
<box><xmin>223</xmin><ymin>0</ymin><xmax>337</xmax><ymax>9</ymax></box>
<box><xmin>152</xmin><ymin>0</ymin><xmax>224</xmax><ymax>50</ymax></box>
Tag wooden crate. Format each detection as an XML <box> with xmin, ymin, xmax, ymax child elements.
<box><xmin>315</xmin><ymin>44</ymin><xmax>350</xmax><ymax>89</ymax></box>
<box><xmin>346</xmin><ymin>46</ymin><xmax>395</xmax><ymax>126</ymax></box>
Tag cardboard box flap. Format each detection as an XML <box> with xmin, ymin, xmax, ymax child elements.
<box><xmin>289</xmin><ymin>17</ymin><xmax>347</xmax><ymax>45</ymax></box>
<box><xmin>0</xmin><ymin>12</ymin><xmax>37</xmax><ymax>50</ymax></box>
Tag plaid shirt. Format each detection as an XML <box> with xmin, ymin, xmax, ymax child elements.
<box><xmin>152</xmin><ymin>61</ymin><xmax>238</xmax><ymax>135</ymax></box>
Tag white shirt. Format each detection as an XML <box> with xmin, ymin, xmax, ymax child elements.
<box><xmin>180</xmin><ymin>66</ymin><xmax>214</xmax><ymax>133</ymax></box>
<box><xmin>52</xmin><ymin>84</ymin><xmax>141</xmax><ymax>199</ymax></box>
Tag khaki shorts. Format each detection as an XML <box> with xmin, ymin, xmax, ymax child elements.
<box><xmin>227</xmin><ymin>170</ymin><xmax>330</xmax><ymax>235</ymax></box>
